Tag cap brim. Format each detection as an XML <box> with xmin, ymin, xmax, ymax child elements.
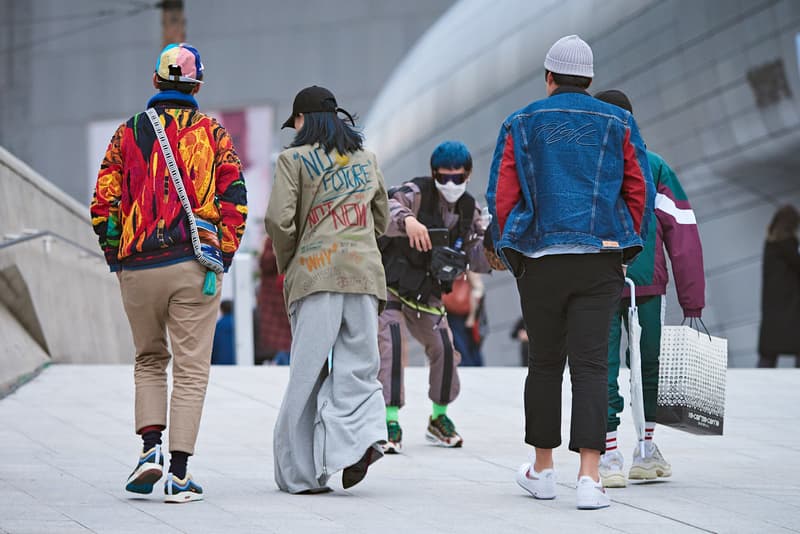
<box><xmin>281</xmin><ymin>116</ymin><xmax>294</xmax><ymax>129</ymax></box>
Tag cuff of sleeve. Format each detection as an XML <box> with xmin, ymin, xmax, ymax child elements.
<box><xmin>398</xmin><ymin>211</ymin><xmax>414</xmax><ymax>233</ymax></box>
<box><xmin>683</xmin><ymin>308</ymin><xmax>702</xmax><ymax>318</ymax></box>
<box><xmin>109</xmin><ymin>264</ymin><xmax>121</xmax><ymax>273</ymax></box>
<box><xmin>223</xmin><ymin>252</ymin><xmax>234</xmax><ymax>272</ymax></box>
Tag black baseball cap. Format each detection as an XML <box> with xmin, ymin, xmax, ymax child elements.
<box><xmin>594</xmin><ymin>89</ymin><xmax>633</xmax><ymax>114</ymax></box>
<box><xmin>281</xmin><ymin>85</ymin><xmax>338</xmax><ymax>129</ymax></box>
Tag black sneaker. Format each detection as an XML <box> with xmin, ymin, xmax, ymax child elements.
<box><xmin>425</xmin><ymin>415</ymin><xmax>463</xmax><ymax>448</ymax></box>
<box><xmin>125</xmin><ymin>444</ymin><xmax>164</xmax><ymax>494</ymax></box>
<box><xmin>382</xmin><ymin>421</ymin><xmax>403</xmax><ymax>454</ymax></box>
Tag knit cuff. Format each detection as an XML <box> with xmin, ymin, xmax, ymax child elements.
<box><xmin>683</xmin><ymin>308</ymin><xmax>702</xmax><ymax>318</ymax></box>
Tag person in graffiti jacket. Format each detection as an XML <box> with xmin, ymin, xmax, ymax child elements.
<box><xmin>377</xmin><ymin>141</ymin><xmax>491</xmax><ymax>454</ymax></box>
<box><xmin>266</xmin><ymin>85</ymin><xmax>390</xmax><ymax>494</ymax></box>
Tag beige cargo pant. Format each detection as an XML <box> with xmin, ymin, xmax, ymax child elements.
<box><xmin>119</xmin><ymin>260</ymin><xmax>222</xmax><ymax>454</ymax></box>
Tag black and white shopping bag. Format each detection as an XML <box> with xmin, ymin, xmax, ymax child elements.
<box><xmin>657</xmin><ymin>323</ymin><xmax>728</xmax><ymax>435</ymax></box>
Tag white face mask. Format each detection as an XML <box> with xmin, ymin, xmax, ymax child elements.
<box><xmin>435</xmin><ymin>180</ymin><xmax>467</xmax><ymax>203</ymax></box>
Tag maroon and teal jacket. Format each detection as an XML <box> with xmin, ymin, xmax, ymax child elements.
<box><xmin>624</xmin><ymin>151</ymin><xmax>705</xmax><ymax>317</ymax></box>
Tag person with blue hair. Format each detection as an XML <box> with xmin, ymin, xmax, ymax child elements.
<box><xmin>377</xmin><ymin>141</ymin><xmax>492</xmax><ymax>453</ymax></box>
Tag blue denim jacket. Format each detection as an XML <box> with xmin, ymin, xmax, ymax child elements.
<box><xmin>486</xmin><ymin>87</ymin><xmax>655</xmax><ymax>274</ymax></box>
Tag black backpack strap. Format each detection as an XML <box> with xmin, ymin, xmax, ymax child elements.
<box><xmin>409</xmin><ymin>177</ymin><xmax>443</xmax><ymax>228</ymax></box>
<box><xmin>455</xmin><ymin>192</ymin><xmax>476</xmax><ymax>243</ymax></box>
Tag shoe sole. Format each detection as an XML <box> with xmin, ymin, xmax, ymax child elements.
<box><xmin>164</xmin><ymin>491</ymin><xmax>203</xmax><ymax>503</ymax></box>
<box><xmin>515</xmin><ymin>477</ymin><xmax>556</xmax><ymax>500</ymax></box>
<box><xmin>600</xmin><ymin>472</ymin><xmax>627</xmax><ymax>488</ymax></box>
<box><xmin>577</xmin><ymin>502</ymin><xmax>611</xmax><ymax>510</ymax></box>
<box><xmin>125</xmin><ymin>463</ymin><xmax>163</xmax><ymax>494</ymax></box>
<box><xmin>425</xmin><ymin>431</ymin><xmax>463</xmax><ymax>448</ymax></box>
<box><xmin>382</xmin><ymin>442</ymin><xmax>402</xmax><ymax>454</ymax></box>
<box><xmin>296</xmin><ymin>486</ymin><xmax>333</xmax><ymax>495</ymax></box>
<box><xmin>628</xmin><ymin>465</ymin><xmax>672</xmax><ymax>480</ymax></box>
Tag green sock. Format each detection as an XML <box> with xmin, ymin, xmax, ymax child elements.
<box><xmin>432</xmin><ymin>402</ymin><xmax>448</xmax><ymax>420</ymax></box>
<box><xmin>386</xmin><ymin>406</ymin><xmax>399</xmax><ymax>422</ymax></box>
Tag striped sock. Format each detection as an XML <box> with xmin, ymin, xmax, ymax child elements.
<box><xmin>605</xmin><ymin>431</ymin><xmax>618</xmax><ymax>452</ymax></box>
<box><xmin>645</xmin><ymin>422</ymin><xmax>656</xmax><ymax>441</ymax></box>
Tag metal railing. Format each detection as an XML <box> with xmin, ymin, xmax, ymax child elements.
<box><xmin>0</xmin><ymin>230</ymin><xmax>102</xmax><ymax>259</ymax></box>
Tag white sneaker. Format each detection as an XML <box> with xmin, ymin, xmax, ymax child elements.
<box><xmin>628</xmin><ymin>441</ymin><xmax>672</xmax><ymax>480</ymax></box>
<box><xmin>576</xmin><ymin>476</ymin><xmax>610</xmax><ymax>510</ymax></box>
<box><xmin>599</xmin><ymin>449</ymin><xmax>626</xmax><ymax>488</ymax></box>
<box><xmin>515</xmin><ymin>463</ymin><xmax>556</xmax><ymax>499</ymax></box>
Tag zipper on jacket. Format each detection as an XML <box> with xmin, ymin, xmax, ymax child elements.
<box><xmin>157</xmin><ymin>122</ymin><xmax>172</xmax><ymax>248</ymax></box>
<box><xmin>157</xmin><ymin>220</ymin><xmax>166</xmax><ymax>247</ymax></box>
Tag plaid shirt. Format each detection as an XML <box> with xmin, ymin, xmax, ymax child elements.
<box><xmin>256</xmin><ymin>238</ymin><xmax>292</xmax><ymax>352</ymax></box>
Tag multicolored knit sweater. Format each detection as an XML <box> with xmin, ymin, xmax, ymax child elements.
<box><xmin>623</xmin><ymin>151</ymin><xmax>705</xmax><ymax>317</ymax></box>
<box><xmin>91</xmin><ymin>92</ymin><xmax>247</xmax><ymax>271</ymax></box>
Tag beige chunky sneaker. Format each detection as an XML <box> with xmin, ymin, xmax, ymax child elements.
<box><xmin>628</xmin><ymin>441</ymin><xmax>672</xmax><ymax>480</ymax></box>
<box><xmin>599</xmin><ymin>449</ymin><xmax>627</xmax><ymax>488</ymax></box>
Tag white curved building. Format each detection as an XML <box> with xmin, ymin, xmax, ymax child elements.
<box><xmin>365</xmin><ymin>0</ymin><xmax>800</xmax><ymax>366</ymax></box>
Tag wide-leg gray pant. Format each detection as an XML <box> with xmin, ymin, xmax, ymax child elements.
<box><xmin>273</xmin><ymin>292</ymin><xmax>386</xmax><ymax>494</ymax></box>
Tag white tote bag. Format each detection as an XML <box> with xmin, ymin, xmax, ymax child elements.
<box><xmin>656</xmin><ymin>323</ymin><xmax>727</xmax><ymax>435</ymax></box>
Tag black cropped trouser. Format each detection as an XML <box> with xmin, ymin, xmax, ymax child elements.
<box><xmin>516</xmin><ymin>252</ymin><xmax>624</xmax><ymax>453</ymax></box>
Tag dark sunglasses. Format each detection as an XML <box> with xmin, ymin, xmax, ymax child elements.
<box><xmin>433</xmin><ymin>171</ymin><xmax>468</xmax><ymax>185</ymax></box>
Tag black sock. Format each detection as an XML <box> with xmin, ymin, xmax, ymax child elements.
<box><xmin>142</xmin><ymin>430</ymin><xmax>162</xmax><ymax>452</ymax></box>
<box><xmin>169</xmin><ymin>451</ymin><xmax>189</xmax><ymax>480</ymax></box>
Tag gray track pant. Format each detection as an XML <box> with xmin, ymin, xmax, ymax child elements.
<box><xmin>377</xmin><ymin>292</ymin><xmax>461</xmax><ymax>408</ymax></box>
<box><xmin>273</xmin><ymin>292</ymin><xmax>386</xmax><ymax>494</ymax></box>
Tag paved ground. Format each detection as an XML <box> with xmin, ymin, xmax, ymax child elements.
<box><xmin>0</xmin><ymin>365</ymin><xmax>798</xmax><ymax>533</ymax></box>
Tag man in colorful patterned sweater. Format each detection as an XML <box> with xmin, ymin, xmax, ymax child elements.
<box><xmin>90</xmin><ymin>43</ymin><xmax>247</xmax><ymax>503</ymax></box>
<box><xmin>595</xmin><ymin>90</ymin><xmax>705</xmax><ymax>488</ymax></box>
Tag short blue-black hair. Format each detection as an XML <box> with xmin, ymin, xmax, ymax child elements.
<box><xmin>430</xmin><ymin>141</ymin><xmax>472</xmax><ymax>172</ymax></box>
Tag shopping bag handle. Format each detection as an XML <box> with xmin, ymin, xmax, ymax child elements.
<box><xmin>681</xmin><ymin>316</ymin><xmax>712</xmax><ymax>341</ymax></box>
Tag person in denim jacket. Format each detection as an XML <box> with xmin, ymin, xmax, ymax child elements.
<box><xmin>486</xmin><ymin>35</ymin><xmax>655</xmax><ymax>510</ymax></box>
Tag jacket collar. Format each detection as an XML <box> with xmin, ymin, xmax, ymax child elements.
<box><xmin>146</xmin><ymin>90</ymin><xmax>199</xmax><ymax>109</ymax></box>
<box><xmin>551</xmin><ymin>85</ymin><xmax>591</xmax><ymax>97</ymax></box>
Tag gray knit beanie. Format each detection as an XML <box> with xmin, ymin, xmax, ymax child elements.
<box><xmin>544</xmin><ymin>35</ymin><xmax>594</xmax><ymax>78</ymax></box>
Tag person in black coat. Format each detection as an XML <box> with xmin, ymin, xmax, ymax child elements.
<box><xmin>758</xmin><ymin>205</ymin><xmax>800</xmax><ymax>368</ymax></box>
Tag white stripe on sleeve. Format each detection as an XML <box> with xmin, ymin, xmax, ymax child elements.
<box><xmin>655</xmin><ymin>193</ymin><xmax>696</xmax><ymax>224</ymax></box>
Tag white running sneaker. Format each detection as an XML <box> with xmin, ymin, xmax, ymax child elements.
<box><xmin>515</xmin><ymin>463</ymin><xmax>556</xmax><ymax>500</ymax></box>
<box><xmin>628</xmin><ymin>441</ymin><xmax>672</xmax><ymax>480</ymax></box>
<box><xmin>576</xmin><ymin>476</ymin><xmax>610</xmax><ymax>510</ymax></box>
<box><xmin>599</xmin><ymin>449</ymin><xmax>626</xmax><ymax>488</ymax></box>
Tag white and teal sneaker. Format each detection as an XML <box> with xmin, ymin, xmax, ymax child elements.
<box><xmin>125</xmin><ymin>444</ymin><xmax>164</xmax><ymax>494</ymax></box>
<box><xmin>164</xmin><ymin>473</ymin><xmax>204</xmax><ymax>503</ymax></box>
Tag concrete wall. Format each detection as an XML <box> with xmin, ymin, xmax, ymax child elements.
<box><xmin>364</xmin><ymin>0</ymin><xmax>800</xmax><ymax>367</ymax></box>
<box><xmin>0</xmin><ymin>0</ymin><xmax>454</xmax><ymax>203</ymax></box>
<box><xmin>0</xmin><ymin>146</ymin><xmax>133</xmax><ymax>392</ymax></box>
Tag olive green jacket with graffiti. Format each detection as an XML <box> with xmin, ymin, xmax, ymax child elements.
<box><xmin>266</xmin><ymin>143</ymin><xmax>390</xmax><ymax>311</ymax></box>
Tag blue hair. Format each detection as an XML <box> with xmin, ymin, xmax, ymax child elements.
<box><xmin>430</xmin><ymin>141</ymin><xmax>472</xmax><ymax>172</ymax></box>
<box><xmin>289</xmin><ymin>111</ymin><xmax>363</xmax><ymax>154</ymax></box>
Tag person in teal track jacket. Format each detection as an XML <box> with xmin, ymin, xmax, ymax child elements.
<box><xmin>595</xmin><ymin>89</ymin><xmax>706</xmax><ymax>489</ymax></box>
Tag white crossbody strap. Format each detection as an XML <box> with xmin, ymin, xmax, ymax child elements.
<box><xmin>145</xmin><ymin>108</ymin><xmax>223</xmax><ymax>273</ymax></box>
